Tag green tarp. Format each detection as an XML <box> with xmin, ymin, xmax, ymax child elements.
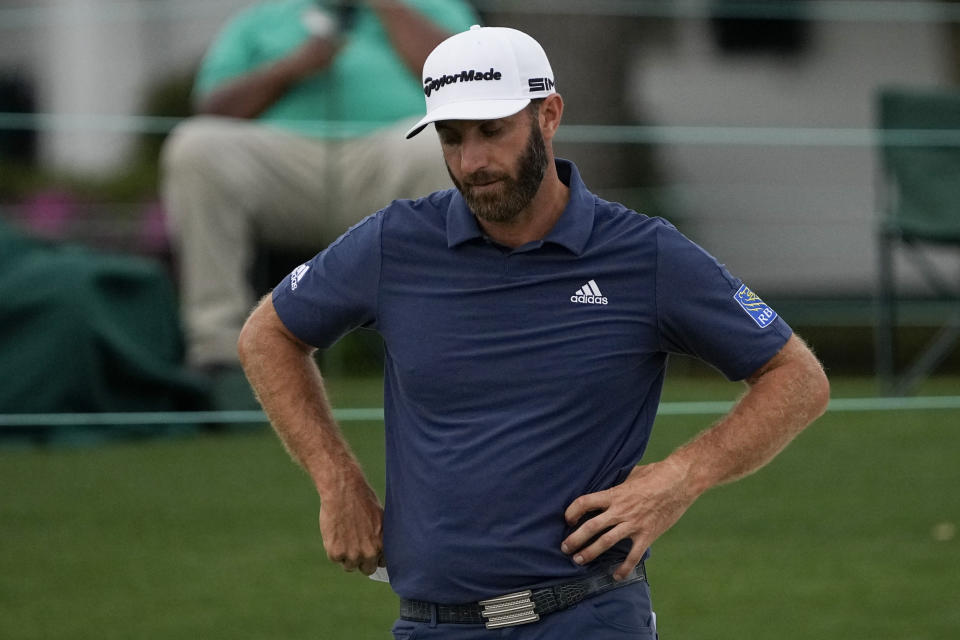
<box><xmin>0</xmin><ymin>220</ymin><xmax>209</xmax><ymax>439</ymax></box>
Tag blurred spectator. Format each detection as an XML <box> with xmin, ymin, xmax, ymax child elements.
<box><xmin>161</xmin><ymin>0</ymin><xmax>478</xmax><ymax>408</ymax></box>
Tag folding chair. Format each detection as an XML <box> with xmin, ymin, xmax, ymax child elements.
<box><xmin>875</xmin><ymin>86</ymin><xmax>960</xmax><ymax>395</ymax></box>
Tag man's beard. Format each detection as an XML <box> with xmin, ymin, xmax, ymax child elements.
<box><xmin>448</xmin><ymin>118</ymin><xmax>548</xmax><ymax>225</ymax></box>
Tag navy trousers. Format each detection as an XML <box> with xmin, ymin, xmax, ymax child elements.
<box><xmin>390</xmin><ymin>581</ymin><xmax>658</xmax><ymax>639</ymax></box>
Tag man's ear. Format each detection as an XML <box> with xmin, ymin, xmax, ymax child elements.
<box><xmin>539</xmin><ymin>93</ymin><xmax>564</xmax><ymax>140</ymax></box>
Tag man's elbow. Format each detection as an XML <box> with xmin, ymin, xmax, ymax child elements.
<box><xmin>237</xmin><ymin>296</ymin><xmax>275</xmax><ymax>369</ymax></box>
<box><xmin>798</xmin><ymin>346</ymin><xmax>831</xmax><ymax>421</ymax></box>
<box><xmin>236</xmin><ymin>310</ymin><xmax>260</xmax><ymax>370</ymax></box>
<box><xmin>809</xmin><ymin>361</ymin><xmax>831</xmax><ymax>420</ymax></box>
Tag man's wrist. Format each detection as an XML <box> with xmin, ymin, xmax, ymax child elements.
<box><xmin>312</xmin><ymin>452</ymin><xmax>369</xmax><ymax>502</ymax></box>
<box><xmin>659</xmin><ymin>450</ymin><xmax>709</xmax><ymax>501</ymax></box>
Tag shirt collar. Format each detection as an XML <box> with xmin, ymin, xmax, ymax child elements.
<box><xmin>445</xmin><ymin>158</ymin><xmax>595</xmax><ymax>255</ymax></box>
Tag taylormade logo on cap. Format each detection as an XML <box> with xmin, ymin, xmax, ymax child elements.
<box><xmin>423</xmin><ymin>68</ymin><xmax>503</xmax><ymax>98</ymax></box>
<box><xmin>405</xmin><ymin>25</ymin><xmax>556</xmax><ymax>139</ymax></box>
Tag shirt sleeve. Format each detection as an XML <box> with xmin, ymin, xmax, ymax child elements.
<box><xmin>194</xmin><ymin>7</ymin><xmax>259</xmax><ymax>98</ymax></box>
<box><xmin>194</xmin><ymin>3</ymin><xmax>310</xmax><ymax>99</ymax></box>
<box><xmin>271</xmin><ymin>211</ymin><xmax>383</xmax><ymax>349</ymax></box>
<box><xmin>655</xmin><ymin>221</ymin><xmax>792</xmax><ymax>381</ymax></box>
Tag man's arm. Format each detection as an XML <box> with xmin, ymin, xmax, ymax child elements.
<box><xmin>237</xmin><ymin>295</ymin><xmax>383</xmax><ymax>575</ymax></box>
<box><xmin>197</xmin><ymin>36</ymin><xmax>342</xmax><ymax>119</ymax></box>
<box><xmin>562</xmin><ymin>334</ymin><xmax>830</xmax><ymax>580</ymax></box>
<box><xmin>366</xmin><ymin>0</ymin><xmax>459</xmax><ymax>77</ymax></box>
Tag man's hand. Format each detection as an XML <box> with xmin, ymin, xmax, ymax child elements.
<box><xmin>285</xmin><ymin>35</ymin><xmax>344</xmax><ymax>79</ymax></box>
<box><xmin>561</xmin><ymin>335</ymin><xmax>830</xmax><ymax>582</ymax></box>
<box><xmin>318</xmin><ymin>473</ymin><xmax>384</xmax><ymax>575</ymax></box>
<box><xmin>561</xmin><ymin>461</ymin><xmax>697</xmax><ymax>581</ymax></box>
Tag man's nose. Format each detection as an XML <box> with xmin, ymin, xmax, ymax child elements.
<box><xmin>458</xmin><ymin>136</ymin><xmax>490</xmax><ymax>176</ymax></box>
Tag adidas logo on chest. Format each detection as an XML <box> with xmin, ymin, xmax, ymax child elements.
<box><xmin>570</xmin><ymin>279</ymin><xmax>608</xmax><ymax>305</ymax></box>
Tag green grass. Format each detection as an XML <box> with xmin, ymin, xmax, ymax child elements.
<box><xmin>1</xmin><ymin>375</ymin><xmax>959</xmax><ymax>639</ymax></box>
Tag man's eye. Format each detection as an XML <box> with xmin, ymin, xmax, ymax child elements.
<box><xmin>481</xmin><ymin>127</ymin><xmax>501</xmax><ymax>137</ymax></box>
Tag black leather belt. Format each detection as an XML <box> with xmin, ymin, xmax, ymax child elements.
<box><xmin>399</xmin><ymin>560</ymin><xmax>646</xmax><ymax>629</ymax></box>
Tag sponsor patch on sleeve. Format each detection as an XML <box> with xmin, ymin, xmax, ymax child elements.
<box><xmin>289</xmin><ymin>264</ymin><xmax>310</xmax><ymax>292</ymax></box>
<box><xmin>734</xmin><ymin>284</ymin><xmax>778</xmax><ymax>328</ymax></box>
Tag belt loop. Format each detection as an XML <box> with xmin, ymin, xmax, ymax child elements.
<box><xmin>429</xmin><ymin>603</ymin><xmax>438</xmax><ymax>629</ymax></box>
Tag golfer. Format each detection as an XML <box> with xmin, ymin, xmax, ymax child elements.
<box><xmin>238</xmin><ymin>25</ymin><xmax>830</xmax><ymax>639</ymax></box>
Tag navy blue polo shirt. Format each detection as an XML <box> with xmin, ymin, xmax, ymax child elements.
<box><xmin>272</xmin><ymin>159</ymin><xmax>792</xmax><ymax>603</ymax></box>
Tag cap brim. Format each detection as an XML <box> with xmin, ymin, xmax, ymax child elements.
<box><xmin>405</xmin><ymin>98</ymin><xmax>532</xmax><ymax>139</ymax></box>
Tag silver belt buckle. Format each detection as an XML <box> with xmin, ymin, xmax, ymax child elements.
<box><xmin>479</xmin><ymin>590</ymin><xmax>540</xmax><ymax>629</ymax></box>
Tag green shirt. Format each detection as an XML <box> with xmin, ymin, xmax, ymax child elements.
<box><xmin>195</xmin><ymin>0</ymin><xmax>478</xmax><ymax>137</ymax></box>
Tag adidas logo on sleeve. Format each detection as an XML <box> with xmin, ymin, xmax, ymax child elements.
<box><xmin>289</xmin><ymin>263</ymin><xmax>310</xmax><ymax>291</ymax></box>
<box><xmin>570</xmin><ymin>279</ymin><xmax>608</xmax><ymax>305</ymax></box>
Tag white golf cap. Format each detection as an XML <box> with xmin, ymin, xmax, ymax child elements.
<box><xmin>405</xmin><ymin>25</ymin><xmax>556</xmax><ymax>139</ymax></box>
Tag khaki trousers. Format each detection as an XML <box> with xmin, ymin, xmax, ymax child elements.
<box><xmin>161</xmin><ymin>116</ymin><xmax>450</xmax><ymax>367</ymax></box>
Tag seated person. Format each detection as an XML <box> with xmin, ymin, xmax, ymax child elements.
<box><xmin>161</xmin><ymin>0</ymin><xmax>478</xmax><ymax>406</ymax></box>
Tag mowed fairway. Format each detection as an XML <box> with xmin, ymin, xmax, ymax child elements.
<box><xmin>1</xmin><ymin>375</ymin><xmax>958</xmax><ymax>639</ymax></box>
